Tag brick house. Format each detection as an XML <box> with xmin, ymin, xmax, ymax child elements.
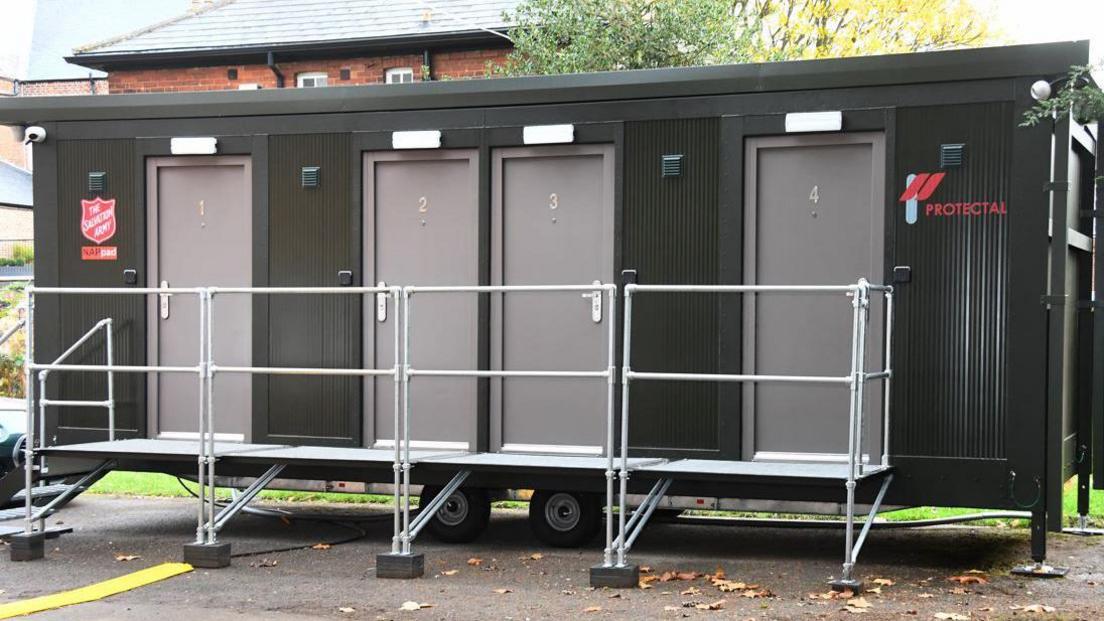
<box><xmin>0</xmin><ymin>0</ymin><xmax>190</xmax><ymax>251</ymax></box>
<box><xmin>69</xmin><ymin>0</ymin><xmax>521</xmax><ymax>94</ymax></box>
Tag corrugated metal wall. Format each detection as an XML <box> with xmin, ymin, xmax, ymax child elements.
<box><xmin>622</xmin><ymin>119</ymin><xmax>721</xmax><ymax>452</ymax></box>
<box><xmin>52</xmin><ymin>139</ymin><xmax>144</xmax><ymax>442</ymax></box>
<box><xmin>265</xmin><ymin>134</ymin><xmax>359</xmax><ymax>444</ymax></box>
<box><xmin>893</xmin><ymin>103</ymin><xmax>1012</xmax><ymax>458</ymax></box>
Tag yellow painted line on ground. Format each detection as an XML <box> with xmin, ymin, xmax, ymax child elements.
<box><xmin>0</xmin><ymin>562</ymin><xmax>193</xmax><ymax>619</ymax></box>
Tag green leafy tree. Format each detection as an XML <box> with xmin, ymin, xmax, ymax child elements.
<box><xmin>497</xmin><ymin>0</ymin><xmax>760</xmax><ymax>76</ymax></box>
<box><xmin>498</xmin><ymin>0</ymin><xmax>996</xmax><ymax>77</ymax></box>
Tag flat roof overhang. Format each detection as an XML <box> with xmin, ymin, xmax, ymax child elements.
<box><xmin>0</xmin><ymin>40</ymin><xmax>1091</xmax><ymax>125</ymax></box>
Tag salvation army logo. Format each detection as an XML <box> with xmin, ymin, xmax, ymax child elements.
<box><xmin>80</xmin><ymin>197</ymin><xmax>117</xmax><ymax>244</ymax></box>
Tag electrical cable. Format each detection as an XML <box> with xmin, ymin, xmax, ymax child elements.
<box><xmin>174</xmin><ymin>477</ymin><xmax>416</xmax><ymax>558</ymax></box>
<box><xmin>1007</xmin><ymin>470</ymin><xmax>1042</xmax><ymax>510</ymax></box>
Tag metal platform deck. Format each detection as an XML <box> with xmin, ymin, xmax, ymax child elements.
<box><xmin>40</xmin><ymin>439</ymin><xmax>463</xmax><ymax>466</ymax></box>
<box><xmin>418</xmin><ymin>452</ymin><xmax>665</xmax><ymax>473</ymax></box>
<box><xmin>636</xmin><ymin>459</ymin><xmax>893</xmax><ymax>484</ymax></box>
<box><xmin>40</xmin><ymin>439</ymin><xmax>891</xmax><ymax>486</ymax></box>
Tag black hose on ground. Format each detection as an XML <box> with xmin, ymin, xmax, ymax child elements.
<box><xmin>174</xmin><ymin>477</ymin><xmax>416</xmax><ymax>559</ymax></box>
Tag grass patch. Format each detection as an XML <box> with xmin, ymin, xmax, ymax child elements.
<box><xmin>90</xmin><ymin>471</ymin><xmax>1102</xmax><ymax>528</ymax></box>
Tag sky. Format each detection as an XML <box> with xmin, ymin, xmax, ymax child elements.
<box><xmin>977</xmin><ymin>0</ymin><xmax>1103</xmax><ymax>63</ymax></box>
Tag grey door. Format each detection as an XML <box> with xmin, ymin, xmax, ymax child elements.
<box><xmin>743</xmin><ymin>134</ymin><xmax>885</xmax><ymax>462</ymax></box>
<box><xmin>492</xmin><ymin>145</ymin><xmax>615</xmax><ymax>454</ymax></box>
<box><xmin>147</xmin><ymin>157</ymin><xmax>252</xmax><ymax>440</ymax></box>
<box><xmin>365</xmin><ymin>151</ymin><xmax>479</xmax><ymax>450</ymax></box>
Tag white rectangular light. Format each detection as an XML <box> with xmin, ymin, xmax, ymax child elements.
<box><xmin>784</xmin><ymin>111</ymin><xmax>843</xmax><ymax>133</ymax></box>
<box><xmin>523</xmin><ymin>124</ymin><xmax>574</xmax><ymax>145</ymax></box>
<box><xmin>170</xmin><ymin>137</ymin><xmax>218</xmax><ymax>155</ymax></box>
<box><xmin>392</xmin><ymin>130</ymin><xmax>441</xmax><ymax>150</ymax></box>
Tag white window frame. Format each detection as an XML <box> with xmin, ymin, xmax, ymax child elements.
<box><xmin>296</xmin><ymin>72</ymin><xmax>329</xmax><ymax>88</ymax></box>
<box><xmin>385</xmin><ymin>67</ymin><xmax>415</xmax><ymax>84</ymax></box>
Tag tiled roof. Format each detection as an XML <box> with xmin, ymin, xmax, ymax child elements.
<box><xmin>75</xmin><ymin>0</ymin><xmax>521</xmax><ymax>58</ymax></box>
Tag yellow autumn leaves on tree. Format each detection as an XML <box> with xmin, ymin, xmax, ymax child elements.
<box><xmin>500</xmin><ymin>0</ymin><xmax>997</xmax><ymax>76</ymax></box>
<box><xmin>746</xmin><ymin>0</ymin><xmax>994</xmax><ymax>60</ymax></box>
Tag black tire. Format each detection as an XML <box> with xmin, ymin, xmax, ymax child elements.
<box><xmin>420</xmin><ymin>486</ymin><xmax>491</xmax><ymax>543</ymax></box>
<box><xmin>528</xmin><ymin>490</ymin><xmax>602</xmax><ymax>548</ymax></box>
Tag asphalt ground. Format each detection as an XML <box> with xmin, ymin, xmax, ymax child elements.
<box><xmin>0</xmin><ymin>495</ymin><xmax>1101</xmax><ymax>620</ymax></box>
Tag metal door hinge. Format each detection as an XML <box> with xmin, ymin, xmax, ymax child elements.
<box><xmin>376</xmin><ymin>281</ymin><xmax>388</xmax><ymax>322</ymax></box>
<box><xmin>582</xmin><ymin>280</ymin><xmax>602</xmax><ymax>323</ymax></box>
<box><xmin>1040</xmin><ymin>294</ymin><xmax>1067</xmax><ymax>308</ymax></box>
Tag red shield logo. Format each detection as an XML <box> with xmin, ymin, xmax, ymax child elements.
<box><xmin>80</xmin><ymin>198</ymin><xmax>117</xmax><ymax>245</ymax></box>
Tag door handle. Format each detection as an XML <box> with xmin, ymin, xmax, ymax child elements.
<box><xmin>159</xmin><ymin>280</ymin><xmax>171</xmax><ymax>320</ymax></box>
<box><xmin>581</xmin><ymin>280</ymin><xmax>602</xmax><ymax>323</ymax></box>
<box><xmin>376</xmin><ymin>281</ymin><xmax>388</xmax><ymax>322</ymax></box>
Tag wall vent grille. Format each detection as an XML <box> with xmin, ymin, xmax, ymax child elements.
<box><xmin>301</xmin><ymin>166</ymin><xmax>320</xmax><ymax>188</ymax></box>
<box><xmin>661</xmin><ymin>154</ymin><xmax>684</xmax><ymax>177</ymax></box>
<box><xmin>940</xmin><ymin>143</ymin><xmax>965</xmax><ymax>168</ymax></box>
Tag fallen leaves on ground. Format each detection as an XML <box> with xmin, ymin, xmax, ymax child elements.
<box><xmin>399</xmin><ymin>601</ymin><xmax>433</xmax><ymax>611</ymax></box>
<box><xmin>680</xmin><ymin>586</ymin><xmax>701</xmax><ymax>596</ymax></box>
<box><xmin>250</xmin><ymin>558</ymin><xmax>278</xmax><ymax>568</ymax></box>
<box><xmin>933</xmin><ymin>613</ymin><xmax>970</xmax><ymax>620</ymax></box>
<box><xmin>640</xmin><ymin>566</ymin><xmax>653</xmax><ymax>574</ymax></box>
<box><xmin>337</xmin><ymin>607</ymin><xmax>355</xmax><ymax>614</ymax></box>
<box><xmin>658</xmin><ymin>570</ymin><xmax>701</xmax><ymax>582</ymax></box>
<box><xmin>947</xmin><ymin>574</ymin><xmax>988</xmax><ymax>585</ymax></box>
<box><xmin>639</xmin><ymin>575</ymin><xmax>658</xmax><ymax>589</ymax></box>
<box><xmin>310</xmin><ymin>543</ymin><xmax>331</xmax><ymax>550</ymax></box>
<box><xmin>872</xmin><ymin>578</ymin><xmax>895</xmax><ymax>587</ymax></box>
<box><xmin>694</xmin><ymin>600</ymin><xmax>725</xmax><ymax>611</ymax></box>
<box><xmin>492</xmin><ymin>588</ymin><xmax>512</xmax><ymax>594</ymax></box>
<box><xmin>527</xmin><ymin>553</ymin><xmax>544</xmax><ymax>560</ymax></box>
<box><xmin>1010</xmin><ymin>604</ymin><xmax>1057</xmax><ymax>613</ymax></box>
<box><xmin>113</xmin><ymin>553</ymin><xmax>140</xmax><ymax>562</ymax></box>
<box><xmin>842</xmin><ymin>597</ymin><xmax>873</xmax><ymax>614</ymax></box>
<box><xmin>440</xmin><ymin>569</ymin><xmax>459</xmax><ymax>576</ymax></box>
<box><xmin>809</xmin><ymin>589</ymin><xmax>854</xmax><ymax>600</ymax></box>
<box><xmin>466</xmin><ymin>557</ymin><xmax>483</xmax><ymax>566</ymax></box>
<box><xmin>583</xmin><ymin>605</ymin><xmax>602</xmax><ymax>613</ymax></box>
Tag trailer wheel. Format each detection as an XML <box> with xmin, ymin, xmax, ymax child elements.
<box><xmin>420</xmin><ymin>486</ymin><xmax>491</xmax><ymax>543</ymax></box>
<box><xmin>528</xmin><ymin>490</ymin><xmax>601</xmax><ymax>548</ymax></box>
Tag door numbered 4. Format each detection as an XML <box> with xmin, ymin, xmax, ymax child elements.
<box><xmin>581</xmin><ymin>280</ymin><xmax>602</xmax><ymax>323</ymax></box>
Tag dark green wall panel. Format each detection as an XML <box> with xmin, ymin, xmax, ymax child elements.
<box><xmin>622</xmin><ymin>119</ymin><xmax>721</xmax><ymax>453</ymax></box>
<box><xmin>893</xmin><ymin>103</ymin><xmax>1011</xmax><ymax>459</ymax></box>
<box><xmin>50</xmin><ymin>139</ymin><xmax>144</xmax><ymax>443</ymax></box>
<box><xmin>264</xmin><ymin>134</ymin><xmax>359</xmax><ymax>444</ymax></box>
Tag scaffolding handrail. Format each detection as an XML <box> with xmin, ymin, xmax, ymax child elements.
<box><xmin>394</xmin><ymin>283</ymin><xmax>618</xmax><ymax>555</ymax></box>
<box><xmin>15</xmin><ymin>285</ymin><xmax>404</xmax><ymax>549</ymax></box>
<box><xmin>602</xmin><ymin>277</ymin><xmax>895</xmax><ymax>583</ymax></box>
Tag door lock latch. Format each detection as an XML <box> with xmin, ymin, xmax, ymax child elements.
<box><xmin>159</xmin><ymin>280</ymin><xmax>171</xmax><ymax>319</ymax></box>
<box><xmin>582</xmin><ymin>280</ymin><xmax>602</xmax><ymax>323</ymax></box>
<box><xmin>376</xmin><ymin>281</ymin><xmax>388</xmax><ymax>322</ymax></box>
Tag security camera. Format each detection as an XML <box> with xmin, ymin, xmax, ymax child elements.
<box><xmin>1030</xmin><ymin>80</ymin><xmax>1052</xmax><ymax>102</ymax></box>
<box><xmin>23</xmin><ymin>126</ymin><xmax>46</xmax><ymax>144</ymax></box>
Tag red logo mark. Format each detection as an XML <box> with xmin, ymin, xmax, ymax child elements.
<box><xmin>898</xmin><ymin>172</ymin><xmax>946</xmax><ymax>202</ymax></box>
<box><xmin>80</xmin><ymin>197</ymin><xmax>117</xmax><ymax>245</ymax></box>
<box><xmin>81</xmin><ymin>246</ymin><xmax>118</xmax><ymax>261</ymax></box>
